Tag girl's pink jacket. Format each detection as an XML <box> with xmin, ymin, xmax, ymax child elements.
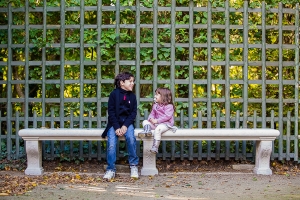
<box><xmin>148</xmin><ymin>103</ymin><xmax>174</xmax><ymax>127</ymax></box>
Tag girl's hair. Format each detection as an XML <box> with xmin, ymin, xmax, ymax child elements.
<box><xmin>155</xmin><ymin>88</ymin><xmax>175</xmax><ymax>109</ymax></box>
<box><xmin>114</xmin><ymin>72</ymin><xmax>134</xmax><ymax>88</ymax></box>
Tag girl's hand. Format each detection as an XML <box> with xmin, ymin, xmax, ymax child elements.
<box><xmin>149</xmin><ymin>118</ymin><xmax>158</xmax><ymax>124</ymax></box>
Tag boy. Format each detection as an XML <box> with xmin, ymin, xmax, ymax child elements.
<box><xmin>101</xmin><ymin>72</ymin><xmax>139</xmax><ymax>180</ymax></box>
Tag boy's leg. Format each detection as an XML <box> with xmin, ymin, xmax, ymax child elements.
<box><xmin>106</xmin><ymin>127</ymin><xmax>118</xmax><ymax>172</ymax></box>
<box><xmin>125</xmin><ymin>124</ymin><xmax>139</xmax><ymax>165</ymax></box>
<box><xmin>125</xmin><ymin>124</ymin><xmax>139</xmax><ymax>178</ymax></box>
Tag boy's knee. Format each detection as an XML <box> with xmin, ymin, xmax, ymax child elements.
<box><xmin>107</xmin><ymin>144</ymin><xmax>116</xmax><ymax>150</ymax></box>
<box><xmin>126</xmin><ymin>137</ymin><xmax>136</xmax><ymax>145</ymax></box>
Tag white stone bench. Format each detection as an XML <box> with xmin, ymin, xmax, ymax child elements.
<box><xmin>18</xmin><ymin>128</ymin><xmax>279</xmax><ymax>176</ymax></box>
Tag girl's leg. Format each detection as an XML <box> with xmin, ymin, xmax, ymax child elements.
<box><xmin>153</xmin><ymin>124</ymin><xmax>169</xmax><ymax>140</ymax></box>
<box><xmin>146</xmin><ymin>122</ymin><xmax>156</xmax><ymax>137</ymax></box>
<box><xmin>150</xmin><ymin>124</ymin><xmax>169</xmax><ymax>153</ymax></box>
<box><xmin>138</xmin><ymin>120</ymin><xmax>153</xmax><ymax>138</ymax></box>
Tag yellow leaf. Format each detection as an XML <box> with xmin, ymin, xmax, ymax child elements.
<box><xmin>0</xmin><ymin>193</ymin><xmax>9</xmax><ymax>196</ymax></box>
<box><xmin>75</xmin><ymin>174</ymin><xmax>81</xmax><ymax>179</ymax></box>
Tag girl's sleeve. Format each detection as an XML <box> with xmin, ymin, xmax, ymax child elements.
<box><xmin>156</xmin><ymin>104</ymin><xmax>174</xmax><ymax>124</ymax></box>
<box><xmin>148</xmin><ymin>104</ymin><xmax>156</xmax><ymax>120</ymax></box>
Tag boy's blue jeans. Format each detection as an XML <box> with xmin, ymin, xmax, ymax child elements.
<box><xmin>106</xmin><ymin>124</ymin><xmax>139</xmax><ymax>171</ymax></box>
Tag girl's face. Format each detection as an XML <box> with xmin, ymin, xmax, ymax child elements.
<box><xmin>154</xmin><ymin>92</ymin><xmax>162</xmax><ymax>104</ymax></box>
<box><xmin>120</xmin><ymin>77</ymin><xmax>135</xmax><ymax>91</ymax></box>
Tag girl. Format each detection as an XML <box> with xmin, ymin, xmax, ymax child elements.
<box><xmin>138</xmin><ymin>88</ymin><xmax>177</xmax><ymax>153</ymax></box>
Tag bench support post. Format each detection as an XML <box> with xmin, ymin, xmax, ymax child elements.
<box><xmin>25</xmin><ymin>140</ymin><xmax>44</xmax><ymax>175</ymax></box>
<box><xmin>140</xmin><ymin>138</ymin><xmax>158</xmax><ymax>176</ymax></box>
<box><xmin>253</xmin><ymin>140</ymin><xmax>272</xmax><ymax>175</ymax></box>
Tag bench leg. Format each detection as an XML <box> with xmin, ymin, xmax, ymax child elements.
<box><xmin>253</xmin><ymin>141</ymin><xmax>272</xmax><ymax>175</ymax></box>
<box><xmin>140</xmin><ymin>138</ymin><xmax>158</xmax><ymax>176</ymax></box>
<box><xmin>24</xmin><ymin>140</ymin><xmax>44</xmax><ymax>175</ymax></box>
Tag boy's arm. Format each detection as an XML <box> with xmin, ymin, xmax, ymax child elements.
<box><xmin>107</xmin><ymin>91</ymin><xmax>120</xmax><ymax>130</ymax></box>
<box><xmin>123</xmin><ymin>95</ymin><xmax>137</xmax><ymax>128</ymax></box>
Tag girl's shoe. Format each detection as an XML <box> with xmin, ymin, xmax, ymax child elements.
<box><xmin>138</xmin><ymin>124</ymin><xmax>151</xmax><ymax>138</ymax></box>
<box><xmin>138</xmin><ymin>131</ymin><xmax>146</xmax><ymax>138</ymax></box>
<box><xmin>150</xmin><ymin>139</ymin><xmax>160</xmax><ymax>154</ymax></box>
<box><xmin>146</xmin><ymin>131</ymin><xmax>153</xmax><ymax>137</ymax></box>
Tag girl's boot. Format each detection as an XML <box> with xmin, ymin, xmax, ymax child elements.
<box><xmin>138</xmin><ymin>124</ymin><xmax>151</xmax><ymax>138</ymax></box>
<box><xmin>150</xmin><ymin>139</ymin><xmax>160</xmax><ymax>154</ymax></box>
<box><xmin>146</xmin><ymin>129</ymin><xmax>153</xmax><ymax>137</ymax></box>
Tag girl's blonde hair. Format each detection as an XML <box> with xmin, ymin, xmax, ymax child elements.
<box><xmin>155</xmin><ymin>88</ymin><xmax>175</xmax><ymax>110</ymax></box>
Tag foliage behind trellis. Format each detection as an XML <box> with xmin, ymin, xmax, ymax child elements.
<box><xmin>0</xmin><ymin>0</ymin><xmax>299</xmax><ymax>162</ymax></box>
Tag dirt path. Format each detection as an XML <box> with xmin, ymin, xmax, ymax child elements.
<box><xmin>2</xmin><ymin>172</ymin><xmax>300</xmax><ymax>200</ymax></box>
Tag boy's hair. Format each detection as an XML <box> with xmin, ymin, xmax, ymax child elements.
<box><xmin>114</xmin><ymin>72</ymin><xmax>134</xmax><ymax>88</ymax></box>
<box><xmin>155</xmin><ymin>87</ymin><xmax>174</xmax><ymax>109</ymax></box>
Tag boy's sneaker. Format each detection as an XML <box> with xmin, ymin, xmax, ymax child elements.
<box><xmin>130</xmin><ymin>165</ymin><xmax>139</xmax><ymax>179</ymax></box>
<box><xmin>103</xmin><ymin>170</ymin><xmax>115</xmax><ymax>180</ymax></box>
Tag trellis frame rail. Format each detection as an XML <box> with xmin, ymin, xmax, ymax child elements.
<box><xmin>0</xmin><ymin>1</ymin><xmax>299</xmax><ymax>162</ymax></box>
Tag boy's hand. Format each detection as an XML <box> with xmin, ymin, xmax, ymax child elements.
<box><xmin>120</xmin><ymin>125</ymin><xmax>127</xmax><ymax>135</ymax></box>
<box><xmin>115</xmin><ymin>128</ymin><xmax>122</xmax><ymax>136</ymax></box>
<box><xmin>115</xmin><ymin>126</ymin><xmax>127</xmax><ymax>136</ymax></box>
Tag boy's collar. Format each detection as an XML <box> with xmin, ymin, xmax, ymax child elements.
<box><xmin>118</xmin><ymin>87</ymin><xmax>130</xmax><ymax>93</ymax></box>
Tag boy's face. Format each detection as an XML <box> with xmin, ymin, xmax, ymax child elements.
<box><xmin>120</xmin><ymin>77</ymin><xmax>135</xmax><ymax>91</ymax></box>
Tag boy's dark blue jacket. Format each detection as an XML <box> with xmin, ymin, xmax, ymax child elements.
<box><xmin>101</xmin><ymin>87</ymin><xmax>137</xmax><ymax>138</ymax></box>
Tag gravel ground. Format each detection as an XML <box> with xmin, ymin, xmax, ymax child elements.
<box><xmin>2</xmin><ymin>171</ymin><xmax>300</xmax><ymax>200</ymax></box>
<box><xmin>1</xmin><ymin>159</ymin><xmax>300</xmax><ymax>200</ymax></box>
